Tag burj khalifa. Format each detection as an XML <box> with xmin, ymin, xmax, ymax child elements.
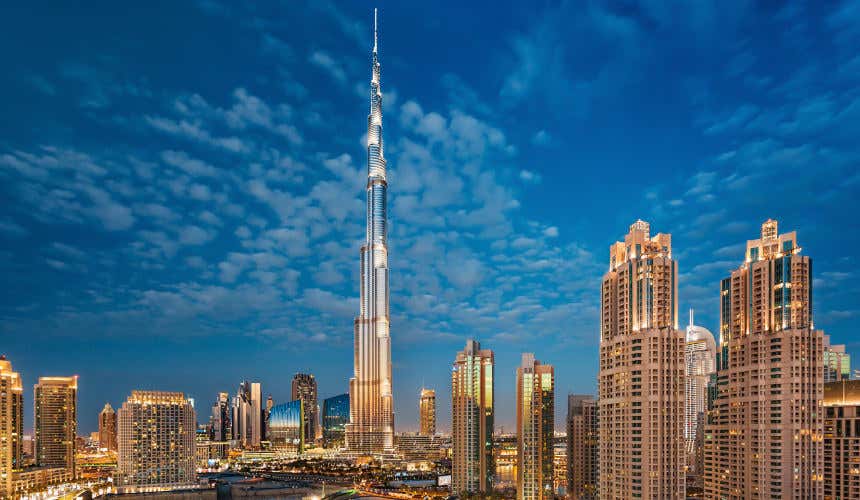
<box><xmin>345</xmin><ymin>9</ymin><xmax>394</xmax><ymax>453</ymax></box>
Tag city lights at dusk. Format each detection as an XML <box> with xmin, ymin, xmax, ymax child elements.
<box><xmin>1</xmin><ymin>2</ymin><xmax>859</xmax><ymax>499</ymax></box>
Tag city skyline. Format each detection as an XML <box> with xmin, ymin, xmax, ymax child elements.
<box><xmin>2</xmin><ymin>0</ymin><xmax>860</xmax><ymax>438</ymax></box>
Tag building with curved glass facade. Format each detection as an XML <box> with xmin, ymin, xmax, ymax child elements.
<box><xmin>322</xmin><ymin>394</ymin><xmax>349</xmax><ymax>449</ymax></box>
<box><xmin>268</xmin><ymin>400</ymin><xmax>304</xmax><ymax>453</ymax></box>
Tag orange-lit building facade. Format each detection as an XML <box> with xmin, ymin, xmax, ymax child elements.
<box><xmin>704</xmin><ymin>219</ymin><xmax>824</xmax><ymax>499</ymax></box>
<box><xmin>598</xmin><ymin>220</ymin><xmax>685</xmax><ymax>499</ymax></box>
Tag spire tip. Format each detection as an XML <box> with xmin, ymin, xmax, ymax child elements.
<box><xmin>373</xmin><ymin>8</ymin><xmax>378</xmax><ymax>53</ymax></box>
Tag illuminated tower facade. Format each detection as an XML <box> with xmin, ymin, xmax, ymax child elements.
<box><xmin>704</xmin><ymin>220</ymin><xmax>824</xmax><ymax>499</ymax></box>
<box><xmin>516</xmin><ymin>353</ymin><xmax>554</xmax><ymax>500</ymax></box>
<box><xmin>117</xmin><ymin>391</ymin><xmax>196</xmax><ymax>491</ymax></box>
<box><xmin>291</xmin><ymin>374</ymin><xmax>318</xmax><ymax>444</ymax></box>
<box><xmin>452</xmin><ymin>340</ymin><xmax>494</xmax><ymax>494</ymax></box>
<box><xmin>0</xmin><ymin>356</ymin><xmax>23</xmax><ymax>498</ymax></box>
<box><xmin>98</xmin><ymin>403</ymin><xmax>117</xmax><ymax>451</ymax></box>
<box><xmin>346</xmin><ymin>8</ymin><xmax>394</xmax><ymax>454</ymax></box>
<box><xmin>684</xmin><ymin>311</ymin><xmax>716</xmax><ymax>483</ymax></box>
<box><xmin>419</xmin><ymin>389</ymin><xmax>436</xmax><ymax>436</ymax></box>
<box><xmin>598</xmin><ymin>220</ymin><xmax>685</xmax><ymax>499</ymax></box>
<box><xmin>34</xmin><ymin>376</ymin><xmax>78</xmax><ymax>477</ymax></box>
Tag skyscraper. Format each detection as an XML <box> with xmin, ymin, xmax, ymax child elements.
<box><xmin>34</xmin><ymin>376</ymin><xmax>77</xmax><ymax>477</ymax></box>
<box><xmin>704</xmin><ymin>219</ymin><xmax>824</xmax><ymax>499</ymax></box>
<box><xmin>516</xmin><ymin>353</ymin><xmax>554</xmax><ymax>500</ymax></box>
<box><xmin>419</xmin><ymin>388</ymin><xmax>436</xmax><ymax>436</ymax></box>
<box><xmin>322</xmin><ymin>394</ymin><xmax>350</xmax><ymax>449</ymax></box>
<box><xmin>211</xmin><ymin>392</ymin><xmax>231</xmax><ymax>442</ymax></box>
<box><xmin>823</xmin><ymin>336</ymin><xmax>851</xmax><ymax>382</ymax></box>
<box><xmin>268</xmin><ymin>400</ymin><xmax>304</xmax><ymax>453</ymax></box>
<box><xmin>346</xmin><ymin>8</ymin><xmax>394</xmax><ymax>454</ymax></box>
<box><xmin>566</xmin><ymin>395</ymin><xmax>597</xmax><ymax>500</ymax></box>
<box><xmin>291</xmin><ymin>374</ymin><xmax>318</xmax><ymax>444</ymax></box>
<box><xmin>823</xmin><ymin>379</ymin><xmax>860</xmax><ymax>499</ymax></box>
<box><xmin>684</xmin><ymin>311</ymin><xmax>716</xmax><ymax>483</ymax></box>
<box><xmin>598</xmin><ymin>220</ymin><xmax>685</xmax><ymax>499</ymax></box>
<box><xmin>0</xmin><ymin>356</ymin><xmax>23</xmax><ymax>498</ymax></box>
<box><xmin>98</xmin><ymin>402</ymin><xmax>117</xmax><ymax>451</ymax></box>
<box><xmin>451</xmin><ymin>340</ymin><xmax>494</xmax><ymax>494</ymax></box>
<box><xmin>117</xmin><ymin>391</ymin><xmax>196</xmax><ymax>492</ymax></box>
<box><xmin>232</xmin><ymin>381</ymin><xmax>263</xmax><ymax>448</ymax></box>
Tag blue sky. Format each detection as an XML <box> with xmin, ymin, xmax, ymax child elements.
<box><xmin>1</xmin><ymin>0</ymin><xmax>859</xmax><ymax>434</ymax></box>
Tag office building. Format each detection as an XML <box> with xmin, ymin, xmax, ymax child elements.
<box><xmin>823</xmin><ymin>379</ymin><xmax>860</xmax><ymax>499</ymax></box>
<box><xmin>704</xmin><ymin>219</ymin><xmax>824</xmax><ymax>499</ymax></box>
<box><xmin>116</xmin><ymin>391</ymin><xmax>196</xmax><ymax>491</ymax></box>
<box><xmin>419</xmin><ymin>388</ymin><xmax>436</xmax><ymax>436</ymax></box>
<box><xmin>34</xmin><ymin>376</ymin><xmax>77</xmax><ymax>477</ymax></box>
<box><xmin>232</xmin><ymin>381</ymin><xmax>263</xmax><ymax>448</ymax></box>
<box><xmin>566</xmin><ymin>395</ymin><xmax>597</xmax><ymax>500</ymax></box>
<box><xmin>346</xmin><ymin>9</ymin><xmax>395</xmax><ymax>453</ymax></box>
<box><xmin>684</xmin><ymin>311</ymin><xmax>716</xmax><ymax>482</ymax></box>
<box><xmin>211</xmin><ymin>392</ymin><xmax>231</xmax><ymax>442</ymax></box>
<box><xmin>824</xmin><ymin>337</ymin><xmax>851</xmax><ymax>383</ymax></box>
<box><xmin>598</xmin><ymin>220</ymin><xmax>685</xmax><ymax>499</ymax></box>
<box><xmin>0</xmin><ymin>356</ymin><xmax>23</xmax><ymax>497</ymax></box>
<box><xmin>322</xmin><ymin>394</ymin><xmax>350</xmax><ymax>449</ymax></box>
<box><xmin>98</xmin><ymin>402</ymin><xmax>117</xmax><ymax>451</ymax></box>
<box><xmin>452</xmin><ymin>340</ymin><xmax>495</xmax><ymax>494</ymax></box>
<box><xmin>268</xmin><ymin>400</ymin><xmax>304</xmax><ymax>453</ymax></box>
<box><xmin>516</xmin><ymin>353</ymin><xmax>554</xmax><ymax>500</ymax></box>
<box><xmin>292</xmin><ymin>374</ymin><xmax>318</xmax><ymax>444</ymax></box>
<box><xmin>395</xmin><ymin>433</ymin><xmax>443</xmax><ymax>462</ymax></box>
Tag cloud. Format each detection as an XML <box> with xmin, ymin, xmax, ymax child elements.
<box><xmin>519</xmin><ymin>169</ymin><xmax>542</xmax><ymax>184</ymax></box>
<box><xmin>531</xmin><ymin>130</ymin><xmax>551</xmax><ymax>146</ymax></box>
<box><xmin>309</xmin><ymin>51</ymin><xmax>347</xmax><ymax>84</ymax></box>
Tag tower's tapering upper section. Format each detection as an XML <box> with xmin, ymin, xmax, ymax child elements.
<box><xmin>368</xmin><ymin>7</ymin><xmax>385</xmax><ymax>182</ymax></box>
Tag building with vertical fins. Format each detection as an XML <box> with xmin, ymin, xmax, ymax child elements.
<box><xmin>34</xmin><ymin>376</ymin><xmax>78</xmax><ymax>477</ymax></box>
<box><xmin>684</xmin><ymin>311</ymin><xmax>716</xmax><ymax>485</ymax></box>
<box><xmin>516</xmin><ymin>353</ymin><xmax>554</xmax><ymax>500</ymax></box>
<box><xmin>116</xmin><ymin>391</ymin><xmax>196</xmax><ymax>492</ymax></box>
<box><xmin>598</xmin><ymin>220</ymin><xmax>685</xmax><ymax>499</ymax></box>
<box><xmin>98</xmin><ymin>403</ymin><xmax>117</xmax><ymax>451</ymax></box>
<box><xmin>419</xmin><ymin>389</ymin><xmax>436</xmax><ymax>436</ymax></box>
<box><xmin>346</xmin><ymin>8</ymin><xmax>394</xmax><ymax>454</ymax></box>
<box><xmin>0</xmin><ymin>356</ymin><xmax>23</xmax><ymax>498</ymax></box>
<box><xmin>291</xmin><ymin>374</ymin><xmax>318</xmax><ymax>445</ymax></box>
<box><xmin>268</xmin><ymin>400</ymin><xmax>304</xmax><ymax>453</ymax></box>
<box><xmin>566</xmin><ymin>395</ymin><xmax>597</xmax><ymax>500</ymax></box>
<box><xmin>452</xmin><ymin>340</ymin><xmax>494</xmax><ymax>494</ymax></box>
<box><xmin>704</xmin><ymin>219</ymin><xmax>824</xmax><ymax>499</ymax></box>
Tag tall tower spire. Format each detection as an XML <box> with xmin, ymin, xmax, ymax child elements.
<box><xmin>345</xmin><ymin>8</ymin><xmax>394</xmax><ymax>454</ymax></box>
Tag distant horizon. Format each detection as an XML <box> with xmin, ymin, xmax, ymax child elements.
<box><xmin>3</xmin><ymin>1</ymin><xmax>858</xmax><ymax>438</ymax></box>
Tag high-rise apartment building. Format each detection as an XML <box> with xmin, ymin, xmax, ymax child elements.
<box><xmin>516</xmin><ymin>353</ymin><xmax>554</xmax><ymax>500</ymax></box>
<box><xmin>824</xmin><ymin>337</ymin><xmax>851</xmax><ymax>383</ymax></box>
<box><xmin>0</xmin><ymin>356</ymin><xmax>23</xmax><ymax>497</ymax></box>
<box><xmin>566</xmin><ymin>395</ymin><xmax>597</xmax><ymax>500</ymax></box>
<box><xmin>98</xmin><ymin>403</ymin><xmax>117</xmax><ymax>451</ymax></box>
<box><xmin>232</xmin><ymin>381</ymin><xmax>263</xmax><ymax>448</ymax></box>
<box><xmin>211</xmin><ymin>392</ymin><xmax>231</xmax><ymax>442</ymax></box>
<box><xmin>823</xmin><ymin>379</ymin><xmax>860</xmax><ymax>499</ymax></box>
<box><xmin>291</xmin><ymin>374</ymin><xmax>318</xmax><ymax>444</ymax></box>
<box><xmin>34</xmin><ymin>376</ymin><xmax>77</xmax><ymax>477</ymax></box>
<box><xmin>598</xmin><ymin>220</ymin><xmax>685</xmax><ymax>499</ymax></box>
<box><xmin>419</xmin><ymin>388</ymin><xmax>436</xmax><ymax>436</ymax></box>
<box><xmin>684</xmin><ymin>311</ymin><xmax>716</xmax><ymax>483</ymax></box>
<box><xmin>452</xmin><ymin>340</ymin><xmax>494</xmax><ymax>494</ymax></box>
<box><xmin>346</xmin><ymin>9</ymin><xmax>395</xmax><ymax>454</ymax></box>
<box><xmin>322</xmin><ymin>394</ymin><xmax>350</xmax><ymax>449</ymax></box>
<box><xmin>116</xmin><ymin>391</ymin><xmax>196</xmax><ymax>491</ymax></box>
<box><xmin>704</xmin><ymin>219</ymin><xmax>824</xmax><ymax>499</ymax></box>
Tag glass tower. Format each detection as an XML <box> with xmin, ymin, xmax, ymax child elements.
<box><xmin>346</xmin><ymin>8</ymin><xmax>394</xmax><ymax>453</ymax></box>
<box><xmin>322</xmin><ymin>394</ymin><xmax>350</xmax><ymax>449</ymax></box>
<box><xmin>268</xmin><ymin>400</ymin><xmax>304</xmax><ymax>453</ymax></box>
